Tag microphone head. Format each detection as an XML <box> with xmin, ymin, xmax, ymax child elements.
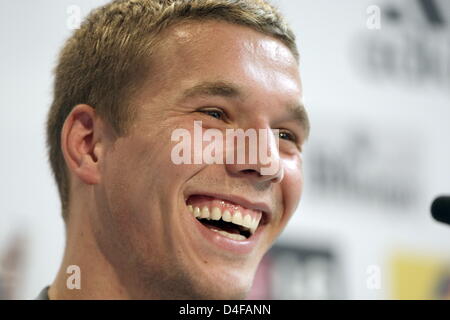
<box><xmin>431</xmin><ymin>196</ymin><xmax>450</xmax><ymax>225</ymax></box>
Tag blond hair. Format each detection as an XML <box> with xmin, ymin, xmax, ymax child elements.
<box><xmin>46</xmin><ymin>0</ymin><xmax>298</xmax><ymax>220</ymax></box>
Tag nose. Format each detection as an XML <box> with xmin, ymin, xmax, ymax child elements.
<box><xmin>224</xmin><ymin>128</ymin><xmax>284</xmax><ymax>184</ymax></box>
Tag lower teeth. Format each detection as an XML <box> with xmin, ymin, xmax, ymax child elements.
<box><xmin>211</xmin><ymin>229</ymin><xmax>246</xmax><ymax>241</ymax></box>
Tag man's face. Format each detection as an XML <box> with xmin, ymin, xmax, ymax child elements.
<box><xmin>93</xmin><ymin>20</ymin><xmax>307</xmax><ymax>299</ymax></box>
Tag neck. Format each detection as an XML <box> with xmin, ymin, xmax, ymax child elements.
<box><xmin>48</xmin><ymin>202</ymin><xmax>129</xmax><ymax>300</ymax></box>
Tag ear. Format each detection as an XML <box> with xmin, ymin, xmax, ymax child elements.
<box><xmin>61</xmin><ymin>104</ymin><xmax>103</xmax><ymax>185</ymax></box>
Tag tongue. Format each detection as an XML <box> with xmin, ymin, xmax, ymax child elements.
<box><xmin>200</xmin><ymin>219</ymin><xmax>242</xmax><ymax>235</ymax></box>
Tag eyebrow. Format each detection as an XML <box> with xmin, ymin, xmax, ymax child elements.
<box><xmin>181</xmin><ymin>81</ymin><xmax>244</xmax><ymax>100</ymax></box>
<box><xmin>180</xmin><ymin>80</ymin><xmax>310</xmax><ymax>139</ymax></box>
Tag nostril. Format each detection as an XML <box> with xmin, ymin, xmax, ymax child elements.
<box><xmin>241</xmin><ymin>169</ymin><xmax>260</xmax><ymax>176</ymax></box>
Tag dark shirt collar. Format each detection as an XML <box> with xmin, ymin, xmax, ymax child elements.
<box><xmin>35</xmin><ymin>286</ymin><xmax>50</xmax><ymax>300</ymax></box>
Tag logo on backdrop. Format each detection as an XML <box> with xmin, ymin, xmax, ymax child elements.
<box><xmin>305</xmin><ymin>124</ymin><xmax>421</xmax><ymax>210</ymax></box>
<box><xmin>358</xmin><ymin>0</ymin><xmax>450</xmax><ymax>90</ymax></box>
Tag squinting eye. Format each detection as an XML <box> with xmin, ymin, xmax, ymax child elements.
<box><xmin>200</xmin><ymin>109</ymin><xmax>225</xmax><ymax>120</ymax></box>
<box><xmin>278</xmin><ymin>130</ymin><xmax>297</xmax><ymax>143</ymax></box>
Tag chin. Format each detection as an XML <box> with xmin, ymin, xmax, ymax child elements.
<box><xmin>186</xmin><ymin>265</ymin><xmax>256</xmax><ymax>300</ymax></box>
<box><xmin>188</xmin><ymin>278</ymin><xmax>252</xmax><ymax>300</ymax></box>
<box><xmin>136</xmin><ymin>255</ymin><xmax>256</xmax><ymax>299</ymax></box>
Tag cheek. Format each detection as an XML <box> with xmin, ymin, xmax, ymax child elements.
<box><xmin>96</xmin><ymin>138</ymin><xmax>175</xmax><ymax>253</ymax></box>
<box><xmin>281</xmin><ymin>157</ymin><xmax>304</xmax><ymax>219</ymax></box>
<box><xmin>99</xmin><ymin>136</ymin><xmax>163</xmax><ymax>225</ymax></box>
<box><xmin>100</xmin><ymin>126</ymin><xmax>198</xmax><ymax>217</ymax></box>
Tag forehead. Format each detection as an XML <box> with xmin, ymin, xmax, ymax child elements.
<box><xmin>151</xmin><ymin>20</ymin><xmax>302</xmax><ymax>97</ymax></box>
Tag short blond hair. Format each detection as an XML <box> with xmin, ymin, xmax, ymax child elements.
<box><xmin>46</xmin><ymin>0</ymin><xmax>298</xmax><ymax>220</ymax></box>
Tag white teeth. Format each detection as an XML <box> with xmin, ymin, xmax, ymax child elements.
<box><xmin>243</xmin><ymin>214</ymin><xmax>252</xmax><ymax>229</ymax></box>
<box><xmin>222</xmin><ymin>210</ymin><xmax>232</xmax><ymax>222</ymax></box>
<box><xmin>188</xmin><ymin>204</ymin><xmax>261</xmax><ymax>235</ymax></box>
<box><xmin>250</xmin><ymin>218</ymin><xmax>257</xmax><ymax>234</ymax></box>
<box><xmin>200</xmin><ymin>206</ymin><xmax>210</xmax><ymax>219</ymax></box>
<box><xmin>211</xmin><ymin>207</ymin><xmax>221</xmax><ymax>220</ymax></box>
<box><xmin>193</xmin><ymin>207</ymin><xmax>201</xmax><ymax>218</ymax></box>
<box><xmin>215</xmin><ymin>230</ymin><xmax>246</xmax><ymax>241</ymax></box>
<box><xmin>252</xmin><ymin>216</ymin><xmax>262</xmax><ymax>234</ymax></box>
<box><xmin>232</xmin><ymin>211</ymin><xmax>243</xmax><ymax>226</ymax></box>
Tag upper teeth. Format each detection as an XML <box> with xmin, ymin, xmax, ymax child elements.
<box><xmin>187</xmin><ymin>205</ymin><xmax>260</xmax><ymax>235</ymax></box>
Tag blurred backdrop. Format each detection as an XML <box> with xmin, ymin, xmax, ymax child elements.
<box><xmin>0</xmin><ymin>0</ymin><xmax>449</xmax><ymax>300</ymax></box>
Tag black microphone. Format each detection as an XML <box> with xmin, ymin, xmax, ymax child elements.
<box><xmin>431</xmin><ymin>196</ymin><xmax>450</xmax><ymax>225</ymax></box>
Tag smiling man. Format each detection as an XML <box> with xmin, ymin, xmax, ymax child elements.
<box><xmin>42</xmin><ymin>0</ymin><xmax>310</xmax><ymax>299</ymax></box>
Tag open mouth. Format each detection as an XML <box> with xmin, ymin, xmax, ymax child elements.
<box><xmin>186</xmin><ymin>195</ymin><xmax>264</xmax><ymax>241</ymax></box>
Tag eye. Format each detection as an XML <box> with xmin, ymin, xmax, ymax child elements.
<box><xmin>278</xmin><ymin>129</ymin><xmax>298</xmax><ymax>143</ymax></box>
<box><xmin>199</xmin><ymin>108</ymin><xmax>226</xmax><ymax>120</ymax></box>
